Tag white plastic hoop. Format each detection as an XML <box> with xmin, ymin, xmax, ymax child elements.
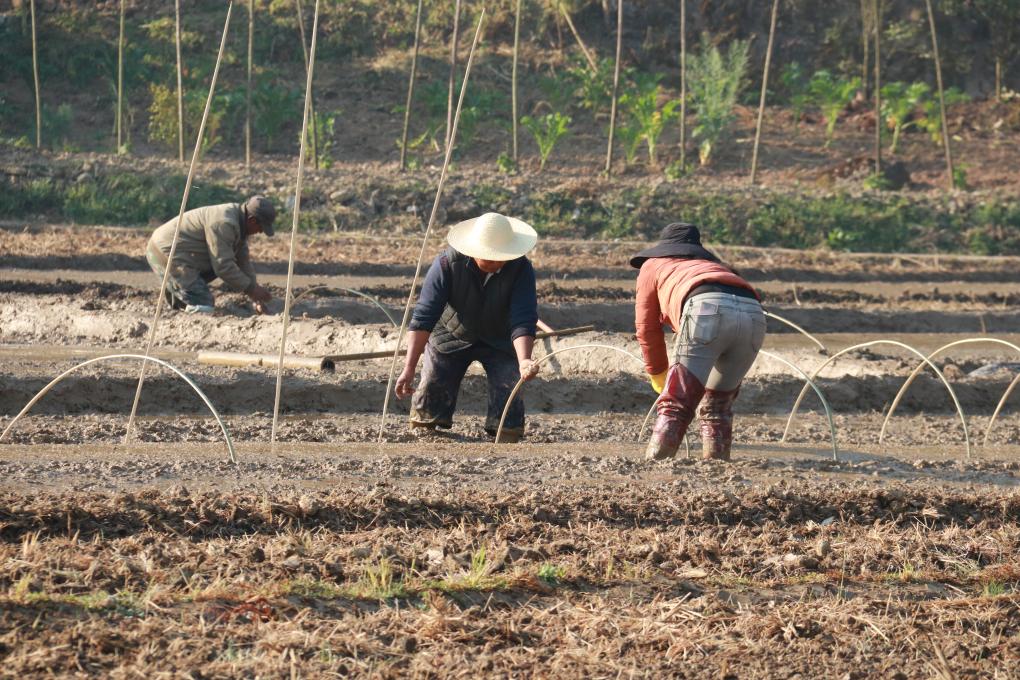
<box><xmin>0</xmin><ymin>354</ymin><xmax>237</xmax><ymax>464</ymax></box>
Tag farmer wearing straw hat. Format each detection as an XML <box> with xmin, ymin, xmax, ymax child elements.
<box><xmin>395</xmin><ymin>212</ymin><xmax>541</xmax><ymax>443</ymax></box>
<box><xmin>145</xmin><ymin>196</ymin><xmax>276</xmax><ymax>315</ymax></box>
<box><xmin>631</xmin><ymin>223</ymin><xmax>765</xmax><ymax>461</ymax></box>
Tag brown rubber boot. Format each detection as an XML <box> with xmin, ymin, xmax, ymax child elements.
<box><xmin>645</xmin><ymin>364</ymin><xmax>705</xmax><ymax>460</ymax></box>
<box><xmin>698</xmin><ymin>387</ymin><xmax>740</xmax><ymax>461</ymax></box>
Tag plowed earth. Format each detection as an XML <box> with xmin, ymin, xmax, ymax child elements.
<box><xmin>2</xmin><ymin>223</ymin><xmax>1019</xmax><ymax>678</ymax></box>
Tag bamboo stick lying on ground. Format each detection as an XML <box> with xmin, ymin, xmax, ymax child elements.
<box><xmin>197</xmin><ymin>325</ymin><xmax>596</xmax><ymax>372</ymax></box>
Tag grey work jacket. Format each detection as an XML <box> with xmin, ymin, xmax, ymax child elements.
<box><xmin>147</xmin><ymin>203</ymin><xmax>257</xmax><ymax>292</ymax></box>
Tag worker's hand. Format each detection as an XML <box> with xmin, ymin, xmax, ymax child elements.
<box><xmin>395</xmin><ymin>366</ymin><xmax>416</xmax><ymax>399</ymax></box>
<box><xmin>649</xmin><ymin>370</ymin><xmax>668</xmax><ymax>395</ymax></box>
<box><xmin>253</xmin><ymin>300</ymin><xmax>270</xmax><ymax>315</ymax></box>
<box><xmin>519</xmin><ymin>358</ymin><xmax>540</xmax><ymax>382</ymax></box>
<box><xmin>248</xmin><ymin>284</ymin><xmax>272</xmax><ymax>304</ymax></box>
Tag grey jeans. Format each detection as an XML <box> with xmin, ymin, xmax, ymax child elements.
<box><xmin>674</xmin><ymin>292</ymin><xmax>766</xmax><ymax>391</ymax></box>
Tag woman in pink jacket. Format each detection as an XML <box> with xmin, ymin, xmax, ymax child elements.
<box><xmin>632</xmin><ymin>223</ymin><xmax>765</xmax><ymax>461</ymax></box>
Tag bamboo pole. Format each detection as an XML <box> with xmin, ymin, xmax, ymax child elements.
<box><xmin>200</xmin><ymin>326</ymin><xmax>597</xmax><ymax>372</ymax></box>
<box><xmin>750</xmin><ymin>0</ymin><xmax>780</xmax><ymax>184</ymax></box>
<box><xmin>558</xmin><ymin>1</ymin><xmax>598</xmax><ymax>72</ymax></box>
<box><xmin>873</xmin><ymin>0</ymin><xmax>882</xmax><ymax>177</ymax></box>
<box><xmin>30</xmin><ymin>0</ymin><xmax>41</xmax><ymax>149</ymax></box>
<box><xmin>604</xmin><ymin>0</ymin><xmax>623</xmax><ymax>176</ymax></box>
<box><xmin>995</xmin><ymin>57</ymin><xmax>1002</xmax><ymax>103</ymax></box>
<box><xmin>678</xmin><ymin>0</ymin><xmax>686</xmax><ymax>171</ymax></box>
<box><xmin>446</xmin><ymin>0</ymin><xmax>462</xmax><ymax>152</ymax></box>
<box><xmin>399</xmin><ymin>0</ymin><xmax>424</xmax><ymax>171</ymax></box>
<box><xmin>271</xmin><ymin>0</ymin><xmax>320</xmax><ymax>452</ymax></box>
<box><xmin>245</xmin><ymin>0</ymin><xmax>253</xmax><ymax>170</ymax></box>
<box><xmin>125</xmin><ymin>2</ymin><xmax>235</xmax><ymax>442</ymax></box>
<box><xmin>511</xmin><ymin>0</ymin><xmax>522</xmax><ymax>161</ymax></box>
<box><xmin>175</xmin><ymin>0</ymin><xmax>184</xmax><ymax>162</ymax></box>
<box><xmin>116</xmin><ymin>0</ymin><xmax>125</xmax><ymax>152</ymax></box>
<box><xmin>294</xmin><ymin>0</ymin><xmax>319</xmax><ymax>170</ymax></box>
<box><xmin>860</xmin><ymin>0</ymin><xmax>870</xmax><ymax>99</ymax></box>
<box><xmin>379</xmin><ymin>11</ymin><xmax>487</xmax><ymax>443</ymax></box>
<box><xmin>923</xmin><ymin>0</ymin><xmax>955</xmax><ymax>190</ymax></box>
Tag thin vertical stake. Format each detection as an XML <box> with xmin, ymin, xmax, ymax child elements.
<box><xmin>679</xmin><ymin>0</ymin><xmax>686</xmax><ymax>171</ymax></box>
<box><xmin>873</xmin><ymin>0</ymin><xmax>882</xmax><ymax>176</ymax></box>
<box><xmin>558</xmin><ymin>1</ymin><xmax>597</xmax><ymax>72</ymax></box>
<box><xmin>446</xmin><ymin>0</ymin><xmax>462</xmax><ymax>152</ymax></box>
<box><xmin>860</xmin><ymin>0</ymin><xmax>870</xmax><ymax>99</ymax></box>
<box><xmin>125</xmin><ymin>2</ymin><xmax>235</xmax><ymax>442</ymax></box>
<box><xmin>295</xmin><ymin>0</ymin><xmax>319</xmax><ymax>170</ymax></box>
<box><xmin>399</xmin><ymin>0</ymin><xmax>424</xmax><ymax>172</ymax></box>
<box><xmin>30</xmin><ymin>0</ymin><xmax>41</xmax><ymax>149</ymax></box>
<box><xmin>605</xmin><ymin>0</ymin><xmax>623</xmax><ymax>176</ymax></box>
<box><xmin>923</xmin><ymin>0</ymin><xmax>954</xmax><ymax>190</ymax></box>
<box><xmin>246</xmin><ymin>0</ymin><xmax>254</xmax><ymax>170</ymax></box>
<box><xmin>511</xmin><ymin>0</ymin><xmax>522</xmax><ymax>161</ymax></box>
<box><xmin>750</xmin><ymin>0</ymin><xmax>780</xmax><ymax>184</ymax></box>
<box><xmin>271</xmin><ymin>0</ymin><xmax>321</xmax><ymax>452</ymax></box>
<box><xmin>175</xmin><ymin>0</ymin><xmax>184</xmax><ymax>163</ymax></box>
<box><xmin>117</xmin><ymin>0</ymin><xmax>125</xmax><ymax>151</ymax></box>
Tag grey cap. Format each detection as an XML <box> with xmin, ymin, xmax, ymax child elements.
<box><xmin>245</xmin><ymin>196</ymin><xmax>276</xmax><ymax>236</ymax></box>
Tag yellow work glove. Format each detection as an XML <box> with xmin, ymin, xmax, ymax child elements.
<box><xmin>649</xmin><ymin>370</ymin><xmax>668</xmax><ymax>395</ymax></box>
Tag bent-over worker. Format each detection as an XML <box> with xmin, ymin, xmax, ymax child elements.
<box><xmin>633</xmin><ymin>223</ymin><xmax>765</xmax><ymax>461</ymax></box>
<box><xmin>145</xmin><ymin>196</ymin><xmax>276</xmax><ymax>314</ymax></box>
<box><xmin>395</xmin><ymin>212</ymin><xmax>541</xmax><ymax>442</ymax></box>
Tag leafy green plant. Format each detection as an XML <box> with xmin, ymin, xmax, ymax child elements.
<box><xmin>537</xmin><ymin>73</ymin><xmax>576</xmax><ymax>116</ymax></box>
<box><xmin>880</xmin><ymin>81</ymin><xmax>930</xmax><ymax>153</ymax></box>
<box><xmin>953</xmin><ymin>164</ymin><xmax>969</xmax><ymax>191</ymax></box>
<box><xmin>496</xmin><ymin>151</ymin><xmax>516</xmax><ymax>174</ymax></box>
<box><xmin>808</xmin><ymin>70</ymin><xmax>861</xmax><ymax>147</ymax></box>
<box><xmin>564</xmin><ymin>54</ymin><xmax>621</xmax><ymax>114</ymax></box>
<box><xmin>665</xmin><ymin>159</ymin><xmax>688</xmax><ymax>181</ymax></box>
<box><xmin>919</xmin><ymin>87</ymin><xmax>970</xmax><ymax>146</ymax></box>
<box><xmin>395</xmin><ymin>123</ymin><xmax>441</xmax><ymax>170</ymax></box>
<box><xmin>618</xmin><ymin>78</ymin><xmax>680</xmax><ymax>166</ymax></box>
<box><xmin>254</xmin><ymin>80</ymin><xmax>300</xmax><ymax>151</ymax></box>
<box><xmin>460</xmin><ymin>547</ymin><xmax>492</xmax><ymax>589</ymax></box>
<box><xmin>615</xmin><ymin>118</ymin><xmax>645</xmax><ymax>166</ymax></box>
<box><xmin>147</xmin><ymin>83</ymin><xmax>232</xmax><ymax>156</ymax></box>
<box><xmin>306</xmin><ymin>110</ymin><xmax>339</xmax><ymax>168</ymax></box>
<box><xmin>352</xmin><ymin>558</ymin><xmax>406</xmax><ymax>600</ymax></box>
<box><xmin>982</xmin><ymin>580</ymin><xmax>1007</xmax><ymax>597</ymax></box>
<box><xmin>42</xmin><ymin>103</ymin><xmax>74</xmax><ymax>151</ymax></box>
<box><xmin>778</xmin><ymin>62</ymin><xmax>811</xmax><ymax>128</ymax></box>
<box><xmin>537</xmin><ymin>563</ymin><xmax>566</xmax><ymax>585</ymax></box>
<box><xmin>521</xmin><ymin>112</ymin><xmax>571</xmax><ymax>171</ymax></box>
<box><xmin>863</xmin><ymin>172</ymin><xmax>894</xmax><ymax>191</ymax></box>
<box><xmin>419</xmin><ymin>78</ymin><xmax>503</xmax><ymax>152</ymax></box>
<box><xmin>687</xmin><ymin>35</ymin><xmax>750</xmax><ymax>165</ymax></box>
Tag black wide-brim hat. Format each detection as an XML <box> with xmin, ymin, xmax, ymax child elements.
<box><xmin>629</xmin><ymin>222</ymin><xmax>720</xmax><ymax>269</ymax></box>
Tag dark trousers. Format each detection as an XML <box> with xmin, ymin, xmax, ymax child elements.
<box><xmin>410</xmin><ymin>342</ymin><xmax>525</xmax><ymax>435</ymax></box>
<box><xmin>145</xmin><ymin>246</ymin><xmax>216</xmax><ymax>308</ymax></box>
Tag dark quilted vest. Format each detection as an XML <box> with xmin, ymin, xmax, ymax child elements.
<box><xmin>430</xmin><ymin>247</ymin><xmax>526</xmax><ymax>355</ymax></box>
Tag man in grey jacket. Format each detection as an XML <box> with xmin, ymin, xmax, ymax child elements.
<box><xmin>146</xmin><ymin>196</ymin><xmax>276</xmax><ymax>314</ymax></box>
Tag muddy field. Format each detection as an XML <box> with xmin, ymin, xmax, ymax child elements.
<box><xmin>2</xmin><ymin>222</ymin><xmax>1020</xmax><ymax>677</ymax></box>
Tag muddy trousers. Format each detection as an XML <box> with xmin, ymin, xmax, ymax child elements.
<box><xmin>648</xmin><ymin>293</ymin><xmax>766</xmax><ymax>461</ymax></box>
<box><xmin>145</xmin><ymin>245</ymin><xmax>216</xmax><ymax>309</ymax></box>
<box><xmin>410</xmin><ymin>342</ymin><xmax>525</xmax><ymax>440</ymax></box>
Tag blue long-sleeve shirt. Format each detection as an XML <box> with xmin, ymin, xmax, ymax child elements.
<box><xmin>408</xmin><ymin>252</ymin><xmax>538</xmax><ymax>343</ymax></box>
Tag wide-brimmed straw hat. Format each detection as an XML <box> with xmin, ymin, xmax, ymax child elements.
<box><xmin>447</xmin><ymin>212</ymin><xmax>538</xmax><ymax>261</ymax></box>
<box><xmin>629</xmin><ymin>222</ymin><xmax>720</xmax><ymax>269</ymax></box>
